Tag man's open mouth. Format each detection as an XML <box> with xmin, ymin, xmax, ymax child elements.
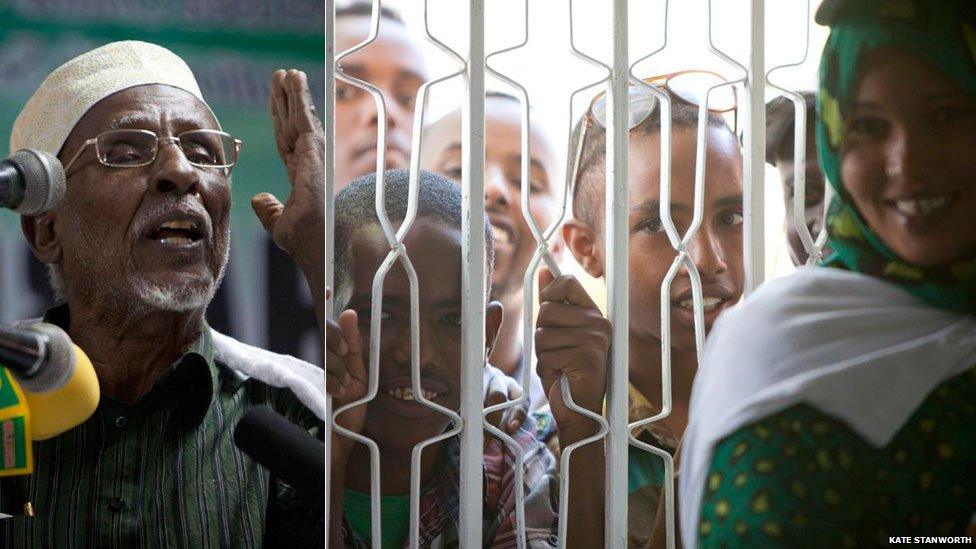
<box><xmin>375</xmin><ymin>377</ymin><xmax>453</xmax><ymax>419</ymax></box>
<box><xmin>148</xmin><ymin>220</ymin><xmax>204</xmax><ymax>246</ymax></box>
<box><xmin>670</xmin><ymin>284</ymin><xmax>737</xmax><ymax>324</ymax></box>
<box><xmin>383</xmin><ymin>376</ymin><xmax>448</xmax><ymax>402</ymax></box>
<box><xmin>141</xmin><ymin>209</ymin><xmax>211</xmax><ymax>248</ymax></box>
<box><xmin>487</xmin><ymin>214</ymin><xmax>517</xmax><ymax>250</ymax></box>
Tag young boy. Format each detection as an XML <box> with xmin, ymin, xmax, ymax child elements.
<box><xmin>327</xmin><ymin>169</ymin><xmax>604</xmax><ymax>547</ymax></box>
<box><xmin>421</xmin><ymin>91</ymin><xmax>563</xmax><ymax>410</ymax></box>
<box><xmin>766</xmin><ymin>92</ymin><xmax>827</xmax><ymax>265</ymax></box>
<box><xmin>540</xmin><ymin>91</ymin><xmax>746</xmax><ymax>547</ymax></box>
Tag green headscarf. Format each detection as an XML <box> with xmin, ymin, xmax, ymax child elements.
<box><xmin>816</xmin><ymin>0</ymin><xmax>976</xmax><ymax>313</ymax></box>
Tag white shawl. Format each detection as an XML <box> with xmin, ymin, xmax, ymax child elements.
<box><xmin>214</xmin><ymin>330</ymin><xmax>518</xmax><ymax>422</ymax></box>
<box><xmin>13</xmin><ymin>321</ymin><xmax>330</xmax><ymax>420</ymax></box>
<box><xmin>14</xmin><ymin>322</ymin><xmax>518</xmax><ymax>424</ymax></box>
<box><xmin>211</xmin><ymin>329</ymin><xmax>327</xmax><ymax>420</ymax></box>
<box><xmin>679</xmin><ymin>267</ymin><xmax>976</xmax><ymax>547</ymax></box>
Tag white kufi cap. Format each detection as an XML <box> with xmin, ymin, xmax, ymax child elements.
<box><xmin>10</xmin><ymin>40</ymin><xmax>212</xmax><ymax>155</ymax></box>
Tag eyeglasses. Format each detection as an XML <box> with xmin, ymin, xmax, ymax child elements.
<box><xmin>589</xmin><ymin>70</ymin><xmax>737</xmax><ymax>129</ymax></box>
<box><xmin>62</xmin><ymin>129</ymin><xmax>243</xmax><ymax>174</ymax></box>
<box><xmin>570</xmin><ymin>70</ymin><xmax>738</xmax><ymax>197</ymax></box>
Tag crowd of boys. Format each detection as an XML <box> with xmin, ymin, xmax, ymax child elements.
<box><xmin>327</xmin><ymin>3</ymin><xmax>824</xmax><ymax>547</ymax></box>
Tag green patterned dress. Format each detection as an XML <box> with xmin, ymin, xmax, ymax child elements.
<box><xmin>690</xmin><ymin>1</ymin><xmax>976</xmax><ymax>546</ymax></box>
<box><xmin>698</xmin><ymin>367</ymin><xmax>976</xmax><ymax>547</ymax></box>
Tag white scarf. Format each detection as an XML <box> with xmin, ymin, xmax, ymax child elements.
<box><xmin>211</xmin><ymin>329</ymin><xmax>326</xmax><ymax>420</ymax></box>
<box><xmin>679</xmin><ymin>267</ymin><xmax>976</xmax><ymax>547</ymax></box>
<box><xmin>15</xmin><ymin>320</ymin><xmax>329</xmax><ymax>420</ymax></box>
<box><xmin>215</xmin><ymin>330</ymin><xmax>519</xmax><ymax>423</ymax></box>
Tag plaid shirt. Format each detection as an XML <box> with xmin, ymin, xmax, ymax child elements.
<box><xmin>341</xmin><ymin>418</ymin><xmax>559</xmax><ymax>548</ymax></box>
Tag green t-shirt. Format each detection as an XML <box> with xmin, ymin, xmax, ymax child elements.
<box><xmin>344</xmin><ymin>490</ymin><xmax>412</xmax><ymax>549</ymax></box>
<box><xmin>629</xmin><ymin>444</ymin><xmax>669</xmax><ymax>493</ymax></box>
<box><xmin>627</xmin><ymin>433</ymin><xmax>677</xmax><ymax>548</ymax></box>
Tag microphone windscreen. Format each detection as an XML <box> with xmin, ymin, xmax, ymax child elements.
<box><xmin>234</xmin><ymin>407</ymin><xmax>325</xmax><ymax>506</ymax></box>
<box><xmin>12</xmin><ymin>322</ymin><xmax>73</xmax><ymax>393</ymax></box>
<box><xmin>23</xmin><ymin>342</ymin><xmax>100</xmax><ymax>441</ymax></box>
<box><xmin>0</xmin><ymin>324</ymin><xmax>44</xmax><ymax>375</ymax></box>
<box><xmin>8</xmin><ymin>149</ymin><xmax>65</xmax><ymax>215</ymax></box>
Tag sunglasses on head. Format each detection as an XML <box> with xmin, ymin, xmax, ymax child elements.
<box><xmin>570</xmin><ymin>70</ymin><xmax>738</xmax><ymax>199</ymax></box>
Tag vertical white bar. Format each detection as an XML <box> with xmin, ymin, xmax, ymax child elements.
<box><xmin>323</xmin><ymin>1</ymin><xmax>335</xmax><ymax>547</ymax></box>
<box><xmin>460</xmin><ymin>0</ymin><xmax>486</xmax><ymax>545</ymax></box>
<box><xmin>743</xmin><ymin>0</ymin><xmax>766</xmax><ymax>294</ymax></box>
<box><xmin>605</xmin><ymin>0</ymin><xmax>629</xmax><ymax>547</ymax></box>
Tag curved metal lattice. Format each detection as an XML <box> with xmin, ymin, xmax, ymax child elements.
<box><xmin>324</xmin><ymin>1</ymin><xmax>786</xmax><ymax>547</ymax></box>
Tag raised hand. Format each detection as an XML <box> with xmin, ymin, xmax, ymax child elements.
<box><xmin>253</xmin><ymin>68</ymin><xmax>328</xmax><ymax>328</ymax></box>
<box><xmin>536</xmin><ymin>268</ymin><xmax>609</xmax><ymax>547</ymax></box>
<box><xmin>252</xmin><ymin>69</ymin><xmax>325</xmax><ymax>259</ymax></box>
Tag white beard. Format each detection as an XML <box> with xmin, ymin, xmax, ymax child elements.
<box><xmin>57</xmin><ymin>229</ymin><xmax>230</xmax><ymax>317</ymax></box>
<box><xmin>48</xmin><ymin>258</ymin><xmax>222</xmax><ymax>312</ymax></box>
<box><xmin>125</xmin><ymin>241</ymin><xmax>229</xmax><ymax>313</ymax></box>
<box><xmin>55</xmin><ymin>194</ymin><xmax>231</xmax><ymax>317</ymax></box>
<box><xmin>132</xmin><ymin>276</ymin><xmax>219</xmax><ymax>313</ymax></box>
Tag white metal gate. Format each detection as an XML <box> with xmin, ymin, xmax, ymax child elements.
<box><xmin>323</xmin><ymin>1</ymin><xmax>826</xmax><ymax>547</ymax></box>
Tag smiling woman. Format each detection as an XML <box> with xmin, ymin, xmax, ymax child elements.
<box><xmin>682</xmin><ymin>2</ymin><xmax>976</xmax><ymax>547</ymax></box>
<box><xmin>834</xmin><ymin>48</ymin><xmax>976</xmax><ymax>274</ymax></box>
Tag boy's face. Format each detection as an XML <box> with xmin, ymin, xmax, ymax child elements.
<box><xmin>335</xmin><ymin>16</ymin><xmax>428</xmax><ymax>190</ymax></box>
<box><xmin>344</xmin><ymin>219</ymin><xmax>502</xmax><ymax>451</ymax></box>
<box><xmin>422</xmin><ymin>98</ymin><xmax>561</xmax><ymax>299</ymax></box>
<box><xmin>567</xmin><ymin>127</ymin><xmax>745</xmax><ymax>352</ymax></box>
<box><xmin>778</xmin><ymin>123</ymin><xmax>826</xmax><ymax>266</ymax></box>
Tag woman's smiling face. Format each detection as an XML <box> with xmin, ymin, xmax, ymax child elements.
<box><xmin>840</xmin><ymin>47</ymin><xmax>976</xmax><ymax>267</ymax></box>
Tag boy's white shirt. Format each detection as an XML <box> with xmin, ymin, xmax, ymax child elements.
<box><xmin>679</xmin><ymin>266</ymin><xmax>976</xmax><ymax>548</ymax></box>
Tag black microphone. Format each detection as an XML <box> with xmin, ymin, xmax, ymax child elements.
<box><xmin>0</xmin><ymin>324</ymin><xmax>45</xmax><ymax>378</ymax></box>
<box><xmin>234</xmin><ymin>407</ymin><xmax>325</xmax><ymax>507</ymax></box>
<box><xmin>0</xmin><ymin>149</ymin><xmax>66</xmax><ymax>215</ymax></box>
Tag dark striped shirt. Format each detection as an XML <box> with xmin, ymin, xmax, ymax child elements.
<box><xmin>0</xmin><ymin>306</ymin><xmax>323</xmax><ymax>548</ymax></box>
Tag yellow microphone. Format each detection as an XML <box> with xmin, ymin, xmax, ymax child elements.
<box><xmin>18</xmin><ymin>324</ymin><xmax>99</xmax><ymax>441</ymax></box>
<box><xmin>0</xmin><ymin>323</ymin><xmax>100</xmax><ymax>451</ymax></box>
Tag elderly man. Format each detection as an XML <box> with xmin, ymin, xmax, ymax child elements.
<box><xmin>0</xmin><ymin>41</ymin><xmax>327</xmax><ymax>547</ymax></box>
